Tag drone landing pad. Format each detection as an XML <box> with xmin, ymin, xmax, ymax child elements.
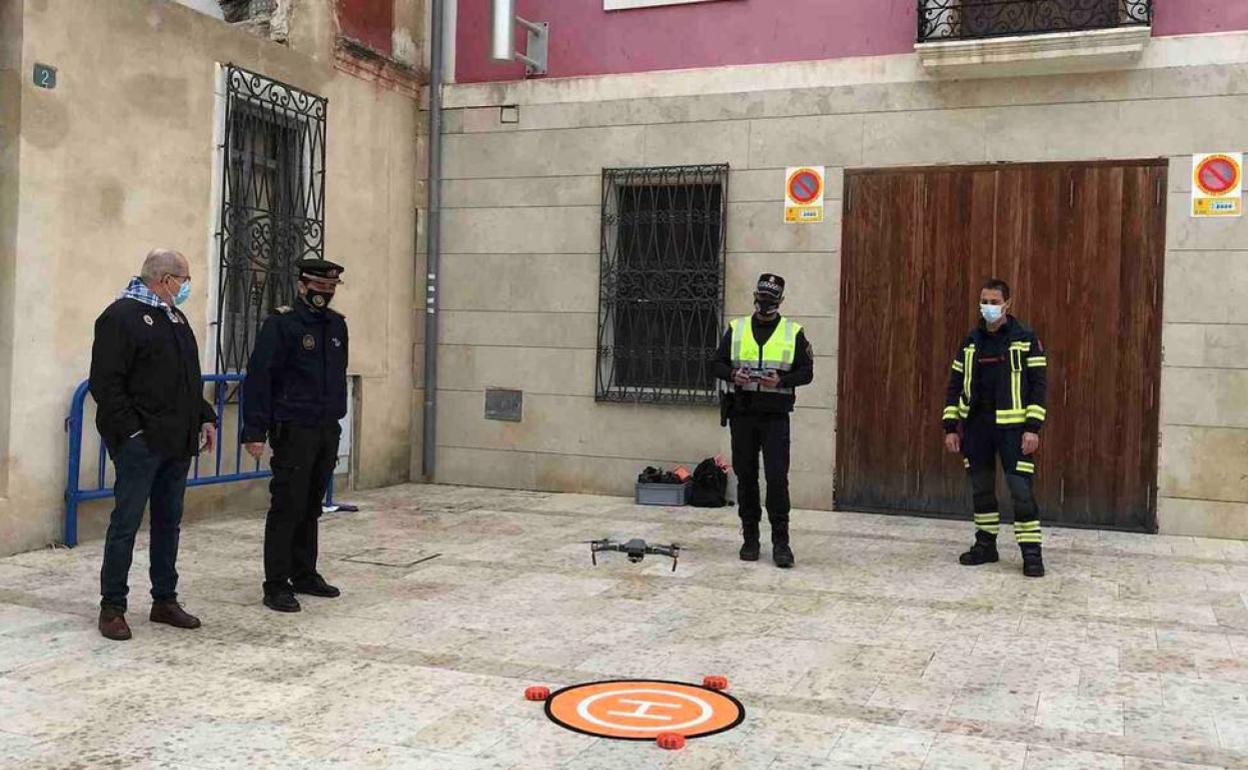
<box><xmin>543</xmin><ymin>679</ymin><xmax>744</xmax><ymax>741</ymax></box>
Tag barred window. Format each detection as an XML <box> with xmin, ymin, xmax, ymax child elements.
<box><xmin>918</xmin><ymin>0</ymin><xmax>1151</xmax><ymax>42</ymax></box>
<box><xmin>216</xmin><ymin>64</ymin><xmax>326</xmax><ymax>374</ymax></box>
<box><xmin>596</xmin><ymin>165</ymin><xmax>728</xmax><ymax>406</ymax></box>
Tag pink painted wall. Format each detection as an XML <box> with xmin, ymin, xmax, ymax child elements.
<box><xmin>1153</xmin><ymin>1</ymin><xmax>1248</xmax><ymax>36</ymax></box>
<box><xmin>457</xmin><ymin>0</ymin><xmax>1248</xmax><ymax>84</ymax></box>
<box><xmin>457</xmin><ymin>0</ymin><xmax>916</xmax><ymax>83</ymax></box>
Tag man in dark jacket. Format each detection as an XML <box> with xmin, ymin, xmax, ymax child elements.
<box><xmin>943</xmin><ymin>278</ymin><xmax>1048</xmax><ymax>577</ymax></box>
<box><xmin>711</xmin><ymin>274</ymin><xmax>814</xmax><ymax>568</ymax></box>
<box><xmin>242</xmin><ymin>258</ymin><xmax>348</xmax><ymax>613</ymax></box>
<box><xmin>89</xmin><ymin>249</ymin><xmax>217</xmax><ymax>640</ymax></box>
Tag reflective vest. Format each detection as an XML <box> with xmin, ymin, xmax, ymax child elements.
<box><xmin>729</xmin><ymin>315</ymin><xmax>802</xmax><ymax>394</ymax></box>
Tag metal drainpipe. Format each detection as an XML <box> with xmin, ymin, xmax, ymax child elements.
<box><xmin>422</xmin><ymin>0</ymin><xmax>445</xmax><ymax>480</ymax></box>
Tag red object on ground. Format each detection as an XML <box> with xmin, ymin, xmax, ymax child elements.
<box><xmin>703</xmin><ymin>675</ymin><xmax>729</xmax><ymax>690</ymax></box>
<box><xmin>673</xmin><ymin>465</ymin><xmax>691</xmax><ymax>482</ymax></box>
<box><xmin>657</xmin><ymin>732</ymin><xmax>687</xmax><ymax>750</ymax></box>
<box><xmin>525</xmin><ymin>686</ymin><xmax>551</xmax><ymax>701</ymax></box>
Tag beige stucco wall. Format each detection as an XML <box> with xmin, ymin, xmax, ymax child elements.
<box><xmin>0</xmin><ymin>0</ymin><xmax>422</xmax><ymax>555</ymax></box>
<box><xmin>431</xmin><ymin>33</ymin><xmax>1248</xmax><ymax>538</ymax></box>
<box><xmin>0</xmin><ymin>0</ymin><xmax>23</xmax><ymax>508</ymax></box>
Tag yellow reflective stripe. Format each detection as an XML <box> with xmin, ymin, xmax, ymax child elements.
<box><xmin>1027</xmin><ymin>357</ymin><xmax>1047</xmax><ymax>368</ymax></box>
<box><xmin>951</xmin><ymin>360</ymin><xmax>965</xmax><ymax>373</ymax></box>
<box><xmin>730</xmin><ymin>319</ymin><xmax>746</xmax><ymax>361</ymax></box>
<box><xmin>975</xmin><ymin>513</ymin><xmax>1001</xmax><ymax>533</ymax></box>
<box><xmin>1015</xmin><ymin>461</ymin><xmax>1035</xmax><ymax>474</ymax></box>
<box><xmin>1026</xmin><ymin>406</ymin><xmax>1047</xmax><ymax>422</ymax></box>
<box><xmin>962</xmin><ymin>345</ymin><xmax>974</xmax><ymax>404</ymax></box>
<box><xmin>943</xmin><ymin>406</ymin><xmax>960</xmax><ymax>419</ymax></box>
<box><xmin>962</xmin><ymin>458</ymin><xmax>970</xmax><ymax>469</ymax></box>
<box><xmin>1009</xmin><ymin>341</ymin><xmax>1031</xmax><ymax>351</ymax></box>
<box><xmin>996</xmin><ymin>408</ymin><xmax>1025</xmax><ymax>425</ymax></box>
<box><xmin>1015</xmin><ymin>526</ymin><xmax>1043</xmax><ymax>543</ymax></box>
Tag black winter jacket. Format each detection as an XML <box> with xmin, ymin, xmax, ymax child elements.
<box><xmin>89</xmin><ymin>298</ymin><xmax>216</xmax><ymax>458</ymax></box>
<box><xmin>241</xmin><ymin>300</ymin><xmax>349</xmax><ymax>444</ymax></box>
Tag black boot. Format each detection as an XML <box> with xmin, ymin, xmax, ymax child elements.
<box><xmin>959</xmin><ymin>530</ymin><xmax>999</xmax><ymax>566</ymax></box>
<box><xmin>291</xmin><ymin>574</ymin><xmax>341</xmax><ymax>598</ymax></box>
<box><xmin>1021</xmin><ymin>544</ymin><xmax>1045</xmax><ymax>578</ymax></box>
<box><xmin>263</xmin><ymin>590</ymin><xmax>302</xmax><ymax>613</ymax></box>
<box><xmin>771</xmin><ymin>523</ymin><xmax>794</xmax><ymax>569</ymax></box>
<box><xmin>739</xmin><ymin>521</ymin><xmax>760</xmax><ymax>561</ymax></box>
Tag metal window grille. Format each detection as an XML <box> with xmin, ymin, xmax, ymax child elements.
<box><xmin>596</xmin><ymin>165</ymin><xmax>728</xmax><ymax>406</ymax></box>
<box><xmin>918</xmin><ymin>0</ymin><xmax>1151</xmax><ymax>43</ymax></box>
<box><xmin>215</xmin><ymin>64</ymin><xmax>326</xmax><ymax>374</ymax></box>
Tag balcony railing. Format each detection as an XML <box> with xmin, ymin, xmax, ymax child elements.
<box><xmin>918</xmin><ymin>0</ymin><xmax>1152</xmax><ymax>43</ymax></box>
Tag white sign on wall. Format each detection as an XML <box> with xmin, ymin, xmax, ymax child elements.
<box><xmin>1191</xmin><ymin>152</ymin><xmax>1243</xmax><ymax>218</ymax></box>
<box><xmin>784</xmin><ymin>166</ymin><xmax>825</xmax><ymax>224</ymax></box>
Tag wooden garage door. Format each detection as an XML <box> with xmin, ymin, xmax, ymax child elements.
<box><xmin>835</xmin><ymin>161</ymin><xmax>1166</xmax><ymax>531</ymax></box>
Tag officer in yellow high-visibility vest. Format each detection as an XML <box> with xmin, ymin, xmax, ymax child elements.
<box><xmin>712</xmin><ymin>274</ymin><xmax>814</xmax><ymax>568</ymax></box>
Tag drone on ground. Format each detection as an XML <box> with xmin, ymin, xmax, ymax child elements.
<box><xmin>586</xmin><ymin>538</ymin><xmax>684</xmax><ymax>572</ymax></box>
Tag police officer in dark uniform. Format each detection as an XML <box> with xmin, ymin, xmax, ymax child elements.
<box><xmin>943</xmin><ymin>278</ymin><xmax>1048</xmax><ymax>578</ymax></box>
<box><xmin>243</xmin><ymin>258</ymin><xmax>349</xmax><ymax>612</ymax></box>
<box><xmin>712</xmin><ymin>274</ymin><xmax>814</xmax><ymax>568</ymax></box>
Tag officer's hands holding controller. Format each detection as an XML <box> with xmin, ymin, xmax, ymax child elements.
<box><xmin>733</xmin><ymin>367</ymin><xmax>781</xmax><ymax>389</ymax></box>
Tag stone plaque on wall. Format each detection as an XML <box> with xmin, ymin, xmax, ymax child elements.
<box><xmin>485</xmin><ymin>388</ymin><xmax>523</xmax><ymax>422</ymax></box>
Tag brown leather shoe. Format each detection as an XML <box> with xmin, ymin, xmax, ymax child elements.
<box><xmin>98</xmin><ymin>608</ymin><xmax>132</xmax><ymax>641</ymax></box>
<box><xmin>150</xmin><ymin>601</ymin><xmax>201</xmax><ymax>630</ymax></box>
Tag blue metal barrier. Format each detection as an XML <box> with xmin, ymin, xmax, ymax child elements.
<box><xmin>63</xmin><ymin>373</ymin><xmax>336</xmax><ymax>547</ymax></box>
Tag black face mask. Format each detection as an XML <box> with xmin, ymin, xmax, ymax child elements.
<box><xmin>755</xmin><ymin>299</ymin><xmax>780</xmax><ymax>315</ymax></box>
<box><xmin>305</xmin><ymin>289</ymin><xmax>335</xmax><ymax>311</ymax></box>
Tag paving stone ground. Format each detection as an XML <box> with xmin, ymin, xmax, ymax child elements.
<box><xmin>2</xmin><ymin>483</ymin><xmax>1247</xmax><ymax>769</ymax></box>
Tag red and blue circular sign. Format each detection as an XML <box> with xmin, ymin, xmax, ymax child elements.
<box><xmin>786</xmin><ymin>168</ymin><xmax>823</xmax><ymax>205</ymax></box>
<box><xmin>1195</xmin><ymin>155</ymin><xmax>1240</xmax><ymax>196</ymax></box>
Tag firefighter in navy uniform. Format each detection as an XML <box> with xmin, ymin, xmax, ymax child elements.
<box><xmin>712</xmin><ymin>274</ymin><xmax>814</xmax><ymax>568</ymax></box>
<box><xmin>943</xmin><ymin>278</ymin><xmax>1048</xmax><ymax>578</ymax></box>
<box><xmin>243</xmin><ymin>258</ymin><xmax>349</xmax><ymax>612</ymax></box>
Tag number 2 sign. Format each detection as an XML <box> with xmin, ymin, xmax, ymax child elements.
<box><xmin>33</xmin><ymin>63</ymin><xmax>56</xmax><ymax>90</ymax></box>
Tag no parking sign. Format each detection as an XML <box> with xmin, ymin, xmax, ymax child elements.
<box><xmin>1192</xmin><ymin>153</ymin><xmax>1242</xmax><ymax>217</ymax></box>
<box><xmin>784</xmin><ymin>166</ymin><xmax>825</xmax><ymax>224</ymax></box>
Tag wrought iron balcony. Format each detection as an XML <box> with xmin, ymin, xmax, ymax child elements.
<box><xmin>918</xmin><ymin>0</ymin><xmax>1152</xmax><ymax>43</ymax></box>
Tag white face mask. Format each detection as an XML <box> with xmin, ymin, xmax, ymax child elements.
<box><xmin>980</xmin><ymin>303</ymin><xmax>1004</xmax><ymax>324</ymax></box>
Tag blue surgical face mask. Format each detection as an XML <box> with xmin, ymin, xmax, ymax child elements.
<box><xmin>980</xmin><ymin>302</ymin><xmax>1003</xmax><ymax>324</ymax></box>
<box><xmin>173</xmin><ymin>278</ymin><xmax>191</xmax><ymax>306</ymax></box>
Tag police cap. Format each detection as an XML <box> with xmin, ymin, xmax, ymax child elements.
<box><xmin>298</xmin><ymin>258</ymin><xmax>345</xmax><ymax>285</ymax></box>
<box><xmin>755</xmin><ymin>273</ymin><xmax>785</xmax><ymax>300</ymax></box>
